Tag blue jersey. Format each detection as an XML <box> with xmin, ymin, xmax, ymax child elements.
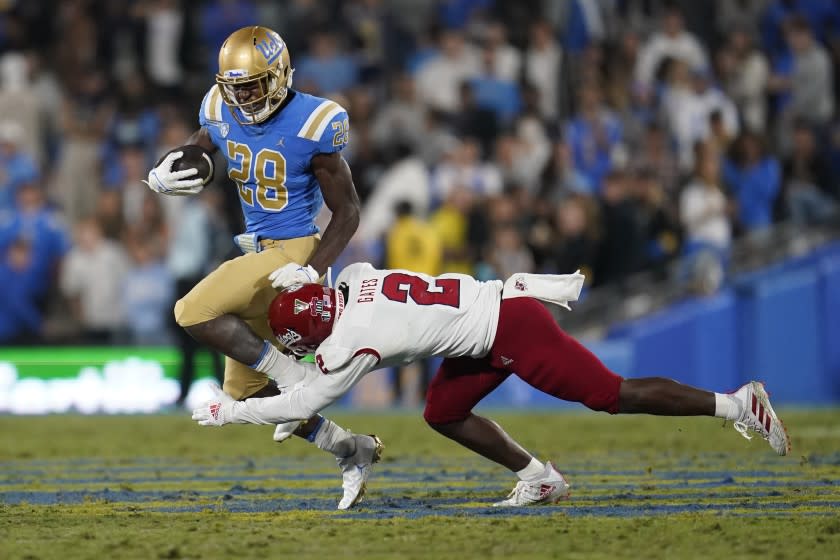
<box><xmin>199</xmin><ymin>86</ymin><xmax>349</xmax><ymax>240</ymax></box>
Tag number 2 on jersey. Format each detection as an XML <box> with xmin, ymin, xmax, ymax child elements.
<box><xmin>381</xmin><ymin>272</ymin><xmax>460</xmax><ymax>308</ymax></box>
<box><xmin>226</xmin><ymin>140</ymin><xmax>288</xmax><ymax>211</ymax></box>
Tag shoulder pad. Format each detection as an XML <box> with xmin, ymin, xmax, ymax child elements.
<box><xmin>201</xmin><ymin>85</ymin><xmax>225</xmax><ymax>123</ymax></box>
<box><xmin>296</xmin><ymin>99</ymin><xmax>346</xmax><ymax>142</ymax></box>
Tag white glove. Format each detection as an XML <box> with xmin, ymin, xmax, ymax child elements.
<box><xmin>273</xmin><ymin>420</ymin><xmax>304</xmax><ymax>443</ymax></box>
<box><xmin>268</xmin><ymin>262</ymin><xmax>319</xmax><ymax>289</ymax></box>
<box><xmin>191</xmin><ymin>384</ymin><xmax>235</xmax><ymax>427</ymax></box>
<box><xmin>143</xmin><ymin>151</ymin><xmax>205</xmax><ymax>196</ymax></box>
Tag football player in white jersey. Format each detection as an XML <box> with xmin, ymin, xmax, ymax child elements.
<box><xmin>192</xmin><ymin>263</ymin><xmax>791</xmax><ymax>506</ymax></box>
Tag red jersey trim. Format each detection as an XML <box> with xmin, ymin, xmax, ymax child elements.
<box><xmin>353</xmin><ymin>348</ymin><xmax>381</xmax><ymax>364</ymax></box>
<box><xmin>316</xmin><ymin>348</ymin><xmax>381</xmax><ymax>374</ymax></box>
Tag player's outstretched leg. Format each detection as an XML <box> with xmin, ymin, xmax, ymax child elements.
<box><xmin>424</xmin><ymin>358</ymin><xmax>570</xmax><ymax>507</ymax></box>
<box><xmin>489</xmin><ymin>298</ymin><xmax>791</xmax><ymax>456</ymax></box>
<box><xmin>618</xmin><ymin>378</ymin><xmax>790</xmax><ymax>455</ymax></box>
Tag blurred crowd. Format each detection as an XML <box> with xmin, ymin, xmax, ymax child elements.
<box><xmin>2</xmin><ymin>0</ymin><xmax>840</xmax><ymax>347</ymax></box>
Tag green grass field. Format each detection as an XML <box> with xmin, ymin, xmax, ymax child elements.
<box><xmin>1</xmin><ymin>409</ymin><xmax>839</xmax><ymax>560</ymax></box>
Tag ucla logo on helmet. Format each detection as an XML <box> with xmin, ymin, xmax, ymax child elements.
<box><xmin>255</xmin><ymin>34</ymin><xmax>284</xmax><ymax>63</ymax></box>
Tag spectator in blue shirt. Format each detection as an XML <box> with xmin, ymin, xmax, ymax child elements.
<box><xmin>723</xmin><ymin>132</ymin><xmax>782</xmax><ymax>231</ymax></box>
<box><xmin>295</xmin><ymin>32</ymin><xmax>360</xmax><ymax>95</ymax></box>
<box><xmin>0</xmin><ymin>183</ymin><xmax>70</xmax><ymax>300</ymax></box>
<box><xmin>102</xmin><ymin>77</ymin><xmax>162</xmax><ymax>179</ymax></box>
<box><xmin>469</xmin><ymin>45</ymin><xmax>521</xmax><ymax>125</ymax></box>
<box><xmin>437</xmin><ymin>0</ymin><xmax>492</xmax><ymax>30</ymax></box>
<box><xmin>199</xmin><ymin>0</ymin><xmax>258</xmax><ymax>71</ymax></box>
<box><xmin>0</xmin><ymin>239</ymin><xmax>42</xmax><ymax>344</ymax></box>
<box><xmin>123</xmin><ymin>236</ymin><xmax>175</xmax><ymax>346</ymax></box>
<box><xmin>564</xmin><ymin>0</ymin><xmax>606</xmax><ymax>53</ymax></box>
<box><xmin>564</xmin><ymin>83</ymin><xmax>624</xmax><ymax>192</ymax></box>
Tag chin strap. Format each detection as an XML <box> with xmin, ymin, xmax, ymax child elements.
<box><xmin>327</xmin><ymin>266</ymin><xmax>333</xmax><ymax>289</ymax></box>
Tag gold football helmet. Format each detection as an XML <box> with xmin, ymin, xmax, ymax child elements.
<box><xmin>216</xmin><ymin>26</ymin><xmax>294</xmax><ymax>125</ymax></box>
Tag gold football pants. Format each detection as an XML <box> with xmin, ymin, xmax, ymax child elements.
<box><xmin>174</xmin><ymin>235</ymin><xmax>319</xmax><ymax>399</ymax></box>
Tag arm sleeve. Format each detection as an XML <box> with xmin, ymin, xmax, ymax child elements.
<box><xmin>315</xmin><ymin>109</ymin><xmax>350</xmax><ymax>154</ymax></box>
<box><xmin>228</xmin><ymin>354</ymin><xmax>378</xmax><ymax>424</ymax></box>
<box><xmin>270</xmin><ymin>352</ymin><xmax>323</xmax><ymax>390</ymax></box>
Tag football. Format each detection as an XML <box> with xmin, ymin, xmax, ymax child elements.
<box><xmin>156</xmin><ymin>144</ymin><xmax>215</xmax><ymax>186</ymax></box>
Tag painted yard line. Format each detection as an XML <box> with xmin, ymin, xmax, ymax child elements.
<box><xmin>3</xmin><ymin>488</ymin><xmax>837</xmax><ymax>507</ymax></box>
<box><xmin>4</xmin><ymin>484</ymin><xmax>836</xmax><ymax>510</ymax></box>
<box><xmin>138</xmin><ymin>501</ymin><xmax>840</xmax><ymax>517</ymax></box>
<box><xmin>1</xmin><ymin>466</ymin><xmax>818</xmax><ymax>482</ymax></box>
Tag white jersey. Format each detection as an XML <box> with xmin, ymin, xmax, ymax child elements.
<box><xmin>317</xmin><ymin>263</ymin><xmax>503</xmax><ymax>372</ymax></box>
<box><xmin>225</xmin><ymin>264</ymin><xmax>584</xmax><ymax>425</ymax></box>
<box><xmin>228</xmin><ymin>263</ymin><xmax>504</xmax><ymax>425</ymax></box>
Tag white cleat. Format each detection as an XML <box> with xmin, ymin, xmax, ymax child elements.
<box><xmin>272</xmin><ymin>421</ymin><xmax>303</xmax><ymax>443</ymax></box>
<box><xmin>493</xmin><ymin>462</ymin><xmax>571</xmax><ymax>507</ymax></box>
<box><xmin>336</xmin><ymin>434</ymin><xmax>383</xmax><ymax>510</ymax></box>
<box><xmin>731</xmin><ymin>381</ymin><xmax>791</xmax><ymax>456</ymax></box>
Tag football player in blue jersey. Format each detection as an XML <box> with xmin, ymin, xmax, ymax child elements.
<box><xmin>144</xmin><ymin>26</ymin><xmax>380</xmax><ymax>509</ymax></box>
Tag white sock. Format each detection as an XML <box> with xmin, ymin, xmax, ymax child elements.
<box><xmin>249</xmin><ymin>342</ymin><xmax>306</xmax><ymax>388</ymax></box>
<box><xmin>515</xmin><ymin>457</ymin><xmax>546</xmax><ymax>482</ymax></box>
<box><xmin>250</xmin><ymin>341</ymin><xmax>283</xmax><ymax>373</ymax></box>
<box><xmin>312</xmin><ymin>418</ymin><xmax>356</xmax><ymax>458</ymax></box>
<box><xmin>714</xmin><ymin>392</ymin><xmax>741</xmax><ymax>420</ymax></box>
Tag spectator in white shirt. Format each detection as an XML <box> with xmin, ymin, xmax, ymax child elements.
<box><xmin>432</xmin><ymin>138</ymin><xmax>503</xmax><ymax>202</ymax></box>
<box><xmin>663</xmin><ymin>61</ymin><xmax>739</xmax><ymax>171</ymax></box>
<box><xmin>680</xmin><ymin>147</ymin><xmax>732</xmax><ymax>253</ymax></box>
<box><xmin>60</xmin><ymin>218</ymin><xmax>129</xmax><ymax>343</ymax></box>
<box><xmin>370</xmin><ymin>73</ymin><xmax>427</xmax><ymax>154</ymax></box>
<box><xmin>415</xmin><ymin>29</ymin><xmax>480</xmax><ymax>114</ymax></box>
<box><xmin>768</xmin><ymin>15</ymin><xmax>834</xmax><ymax>139</ymax></box>
<box><xmin>357</xmin><ymin>145</ymin><xmax>432</xmax><ymax>243</ymax></box>
<box><xmin>525</xmin><ymin>20</ymin><xmax>562</xmax><ymax>120</ymax></box>
<box><xmin>635</xmin><ymin>7</ymin><xmax>709</xmax><ymax>96</ymax></box>
<box><xmin>717</xmin><ymin>28</ymin><xmax>769</xmax><ymax>133</ymax></box>
<box><xmin>143</xmin><ymin>0</ymin><xmax>184</xmax><ymax>95</ymax></box>
<box><xmin>483</xmin><ymin>22</ymin><xmax>521</xmax><ymax>82</ymax></box>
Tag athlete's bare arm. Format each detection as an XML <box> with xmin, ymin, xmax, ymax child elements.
<box><xmin>187</xmin><ymin>127</ymin><xmax>218</xmax><ymax>153</ymax></box>
<box><xmin>307</xmin><ymin>152</ymin><xmax>360</xmax><ymax>275</ymax></box>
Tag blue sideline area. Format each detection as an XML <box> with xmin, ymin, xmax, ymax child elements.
<box><xmin>419</xmin><ymin>241</ymin><xmax>840</xmax><ymax>409</ymax></box>
<box><xmin>608</xmin><ymin>241</ymin><xmax>840</xmax><ymax>405</ymax></box>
